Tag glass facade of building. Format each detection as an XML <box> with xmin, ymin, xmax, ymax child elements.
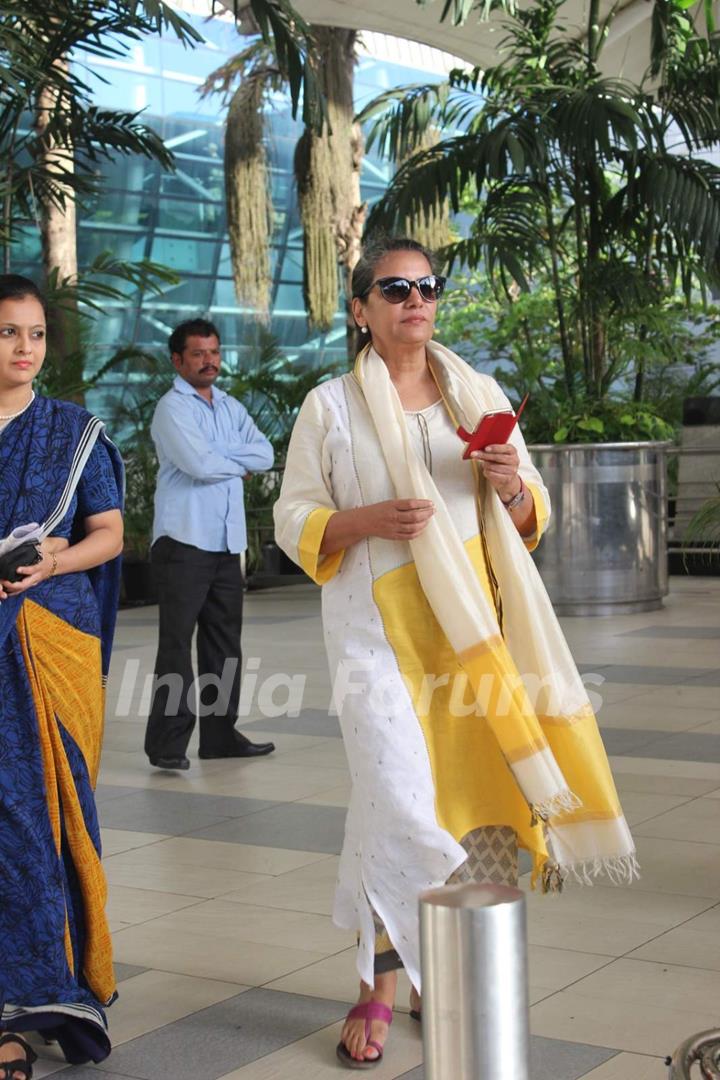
<box><xmin>15</xmin><ymin>10</ymin><xmax>455</xmax><ymax>413</ymax></box>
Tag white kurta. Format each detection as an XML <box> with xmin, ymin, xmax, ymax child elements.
<box><xmin>274</xmin><ymin>371</ymin><xmax>546</xmax><ymax>987</ymax></box>
<box><xmin>404</xmin><ymin>400</ymin><xmax>481</xmax><ymax>535</ymax></box>
<box><xmin>275</xmin><ymin>348</ymin><xmax>636</xmax><ymax>987</ymax></box>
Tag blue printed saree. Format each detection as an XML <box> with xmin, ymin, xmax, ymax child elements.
<box><xmin>0</xmin><ymin>395</ymin><xmax>123</xmax><ymax>1065</ymax></box>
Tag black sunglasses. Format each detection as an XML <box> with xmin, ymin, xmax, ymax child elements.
<box><xmin>363</xmin><ymin>275</ymin><xmax>447</xmax><ymax>304</ymax></box>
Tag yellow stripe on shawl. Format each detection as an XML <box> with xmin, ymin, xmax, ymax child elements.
<box><xmin>356</xmin><ymin>340</ymin><xmax>634</xmax><ymax>887</ymax></box>
<box><xmin>373</xmin><ymin>534</ymin><xmax>623</xmax><ymax>884</ymax></box>
<box><xmin>17</xmin><ymin>600</ymin><xmax>115</xmax><ymax>1005</ymax></box>
<box><xmin>538</xmin><ymin>709</ymin><xmax>622</xmax><ymax>821</ymax></box>
<box><xmin>298</xmin><ymin>506</ymin><xmax>344</xmax><ymax>585</ymax></box>
<box><xmin>373</xmin><ymin>534</ymin><xmax>550</xmax><ymax>871</ymax></box>
<box><xmin>444</xmin><ymin>625</ymin><xmax>622</xmax><ymax>834</ymax></box>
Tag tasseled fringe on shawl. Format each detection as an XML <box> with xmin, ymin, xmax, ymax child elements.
<box><xmin>566</xmin><ymin>852</ymin><xmax>641</xmax><ymax>887</ymax></box>
<box><xmin>530</xmin><ymin>788</ymin><xmax>582</xmax><ymax>826</ymax></box>
<box><xmin>542</xmin><ymin>853</ymin><xmax>641</xmax><ymax>893</ymax></box>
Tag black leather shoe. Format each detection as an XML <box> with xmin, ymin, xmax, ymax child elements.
<box><xmin>149</xmin><ymin>755</ymin><xmax>190</xmax><ymax>771</ymax></box>
<box><xmin>198</xmin><ymin>739</ymin><xmax>275</xmax><ymax>760</ymax></box>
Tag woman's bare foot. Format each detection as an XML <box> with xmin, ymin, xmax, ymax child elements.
<box><xmin>0</xmin><ymin>1036</ymin><xmax>32</xmax><ymax>1079</ymax></box>
<box><xmin>340</xmin><ymin>971</ymin><xmax>397</xmax><ymax>1062</ymax></box>
<box><xmin>410</xmin><ymin>985</ymin><xmax>422</xmax><ymax>1019</ymax></box>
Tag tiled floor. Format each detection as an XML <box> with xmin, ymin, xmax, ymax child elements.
<box><xmin>30</xmin><ymin>576</ymin><xmax>720</xmax><ymax>1078</ymax></box>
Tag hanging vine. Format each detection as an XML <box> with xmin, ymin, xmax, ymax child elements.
<box><xmin>202</xmin><ymin>43</ymin><xmax>283</xmax><ymax>319</ymax></box>
<box><xmin>294</xmin><ymin>27</ymin><xmax>364</xmax><ymax>333</ymax></box>
<box><xmin>224</xmin><ymin>72</ymin><xmax>272</xmax><ymax>316</ymax></box>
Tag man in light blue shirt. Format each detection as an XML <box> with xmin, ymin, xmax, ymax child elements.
<box><xmin>144</xmin><ymin>318</ymin><xmax>275</xmax><ymax>771</ymax></box>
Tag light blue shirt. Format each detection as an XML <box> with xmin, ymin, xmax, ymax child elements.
<box><xmin>151</xmin><ymin>375</ymin><xmax>274</xmax><ymax>554</ymax></box>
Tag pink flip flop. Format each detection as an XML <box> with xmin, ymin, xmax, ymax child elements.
<box><xmin>336</xmin><ymin>1000</ymin><xmax>393</xmax><ymax>1069</ymax></box>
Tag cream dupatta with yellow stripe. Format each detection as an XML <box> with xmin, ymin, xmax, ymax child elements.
<box><xmin>355</xmin><ymin>341</ymin><xmax>637</xmax><ymax>886</ymax></box>
<box><xmin>274</xmin><ymin>343</ymin><xmax>637</xmax><ymax>987</ymax></box>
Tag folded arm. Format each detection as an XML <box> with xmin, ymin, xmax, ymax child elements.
<box><xmin>152</xmin><ymin>398</ymin><xmax>247</xmax><ymax>482</ymax></box>
<box><xmin>213</xmin><ymin>403</ymin><xmax>274</xmax><ymax>474</ymax></box>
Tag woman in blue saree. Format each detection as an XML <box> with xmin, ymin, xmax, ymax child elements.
<box><xmin>0</xmin><ymin>276</ymin><xmax>124</xmax><ymax>1078</ymax></box>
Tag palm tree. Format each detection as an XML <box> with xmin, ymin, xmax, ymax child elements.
<box><xmin>202</xmin><ymin>25</ymin><xmax>365</xmax><ymax>353</ymax></box>
<box><xmin>294</xmin><ymin>27</ymin><xmax>365</xmax><ymax>343</ymax></box>
<box><xmin>0</xmin><ymin>1</ymin><xmax>204</xmax><ymax>255</ymax></box>
<box><xmin>222</xmin><ymin>0</ymin><xmax>327</xmax><ymax>127</ymax></box>
<box><xmin>209</xmin><ymin>0</ymin><xmax>528</xmax><ymax>357</ymax></box>
<box><xmin>0</xmin><ymin>0</ymin><xmax>203</xmax><ymax>396</ymax></box>
<box><xmin>361</xmin><ymin>0</ymin><xmax>720</xmax><ymax>426</ymax></box>
<box><xmin>224</xmin><ymin>326</ymin><xmax>341</xmax><ymax>569</ymax></box>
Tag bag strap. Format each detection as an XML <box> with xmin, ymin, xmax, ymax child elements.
<box><xmin>40</xmin><ymin>416</ymin><xmax>104</xmax><ymax>538</ymax></box>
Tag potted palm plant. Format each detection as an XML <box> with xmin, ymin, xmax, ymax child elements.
<box><xmin>223</xmin><ymin>327</ymin><xmax>341</xmax><ymax>585</ymax></box>
<box><xmin>106</xmin><ymin>353</ymin><xmax>174</xmax><ymax>605</ymax></box>
<box><xmin>684</xmin><ymin>488</ymin><xmax>720</xmax><ymax>562</ymax></box>
<box><xmin>360</xmin><ymin>0</ymin><xmax>720</xmax><ymax>613</ymax></box>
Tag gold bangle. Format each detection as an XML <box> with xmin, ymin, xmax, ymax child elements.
<box><xmin>49</xmin><ymin>551</ymin><xmax>58</xmax><ymax>577</ymax></box>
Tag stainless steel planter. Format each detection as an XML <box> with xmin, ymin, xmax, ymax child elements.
<box><xmin>528</xmin><ymin>441</ymin><xmax>670</xmax><ymax>616</ymax></box>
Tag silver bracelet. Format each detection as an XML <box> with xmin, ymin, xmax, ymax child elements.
<box><xmin>502</xmin><ymin>478</ymin><xmax>525</xmax><ymax>512</ymax></box>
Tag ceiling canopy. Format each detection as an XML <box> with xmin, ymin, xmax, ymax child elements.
<box><xmin>221</xmin><ymin>0</ymin><xmax>661</xmax><ymax>84</ymax></box>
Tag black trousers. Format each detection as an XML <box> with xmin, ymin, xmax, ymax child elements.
<box><xmin>144</xmin><ymin>536</ymin><xmax>248</xmax><ymax>760</ymax></box>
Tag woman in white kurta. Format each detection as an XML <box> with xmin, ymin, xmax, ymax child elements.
<box><xmin>274</xmin><ymin>237</ymin><xmax>636</xmax><ymax>1069</ymax></box>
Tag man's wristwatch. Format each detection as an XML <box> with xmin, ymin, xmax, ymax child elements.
<box><xmin>501</xmin><ymin>477</ymin><xmax>526</xmax><ymax>512</ymax></box>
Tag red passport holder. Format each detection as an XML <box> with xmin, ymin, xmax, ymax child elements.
<box><xmin>457</xmin><ymin>393</ymin><xmax>529</xmax><ymax>460</ymax></box>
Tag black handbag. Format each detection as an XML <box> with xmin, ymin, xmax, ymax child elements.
<box><xmin>0</xmin><ymin>541</ymin><xmax>43</xmax><ymax>583</ymax></box>
<box><xmin>1</xmin><ymin>415</ymin><xmax>106</xmax><ymax>585</ymax></box>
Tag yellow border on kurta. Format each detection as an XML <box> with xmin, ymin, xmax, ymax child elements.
<box><xmin>298</xmin><ymin>506</ymin><xmax>344</xmax><ymax>585</ymax></box>
<box><xmin>523</xmin><ymin>482</ymin><xmax>549</xmax><ymax>552</ymax></box>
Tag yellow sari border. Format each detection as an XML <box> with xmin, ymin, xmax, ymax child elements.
<box><xmin>18</xmin><ymin>600</ymin><xmax>115</xmax><ymax>1004</ymax></box>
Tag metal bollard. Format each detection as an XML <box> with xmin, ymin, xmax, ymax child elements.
<box><xmin>419</xmin><ymin>882</ymin><xmax>530</xmax><ymax>1080</ymax></box>
<box><xmin>666</xmin><ymin>1030</ymin><xmax>720</xmax><ymax>1078</ymax></box>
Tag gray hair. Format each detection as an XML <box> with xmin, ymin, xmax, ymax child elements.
<box><xmin>351</xmin><ymin>236</ymin><xmax>438</xmax><ymax>299</ymax></box>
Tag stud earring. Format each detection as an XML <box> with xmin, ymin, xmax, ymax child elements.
<box><xmin>360</xmin><ymin>326</ymin><xmax>368</xmax><ymax>334</ymax></box>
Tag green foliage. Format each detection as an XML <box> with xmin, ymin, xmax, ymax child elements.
<box><xmin>365</xmin><ymin>0</ymin><xmax>720</xmax><ymax>442</ymax></box>
<box><xmin>219</xmin><ymin>0</ymin><xmax>327</xmax><ymax>132</ymax></box>
<box><xmin>121</xmin><ymin>437</ymin><xmax>162</xmax><ymax>563</ymax></box>
<box><xmin>33</xmin><ymin>252</ymin><xmax>181</xmax><ymax>401</ymax></box>
<box><xmin>223</xmin><ymin>327</ymin><xmax>341</xmax><ymax>459</ymax></box>
<box><xmin>223</xmin><ymin>329</ymin><xmax>342</xmax><ymax>569</ymax></box>
<box><xmin>435</xmin><ymin>260</ymin><xmax>720</xmax><ymax>443</ymax></box>
<box><xmin>548</xmin><ymin>402</ymin><xmax>675</xmax><ymax>446</ymax></box>
<box><xmin>683</xmin><ymin>486</ymin><xmax>720</xmax><ymax>560</ymax></box>
<box><xmin>106</xmin><ymin>329</ymin><xmax>342</xmax><ymax>564</ymax></box>
<box><xmin>0</xmin><ymin>0</ymin><xmax>202</xmax><ymax>253</ymax></box>
<box><xmin>105</xmin><ymin>351</ymin><xmax>174</xmax><ymax>560</ymax></box>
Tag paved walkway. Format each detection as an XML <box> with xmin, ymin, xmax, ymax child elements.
<box><xmin>33</xmin><ymin>576</ymin><xmax>720</xmax><ymax>1079</ymax></box>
